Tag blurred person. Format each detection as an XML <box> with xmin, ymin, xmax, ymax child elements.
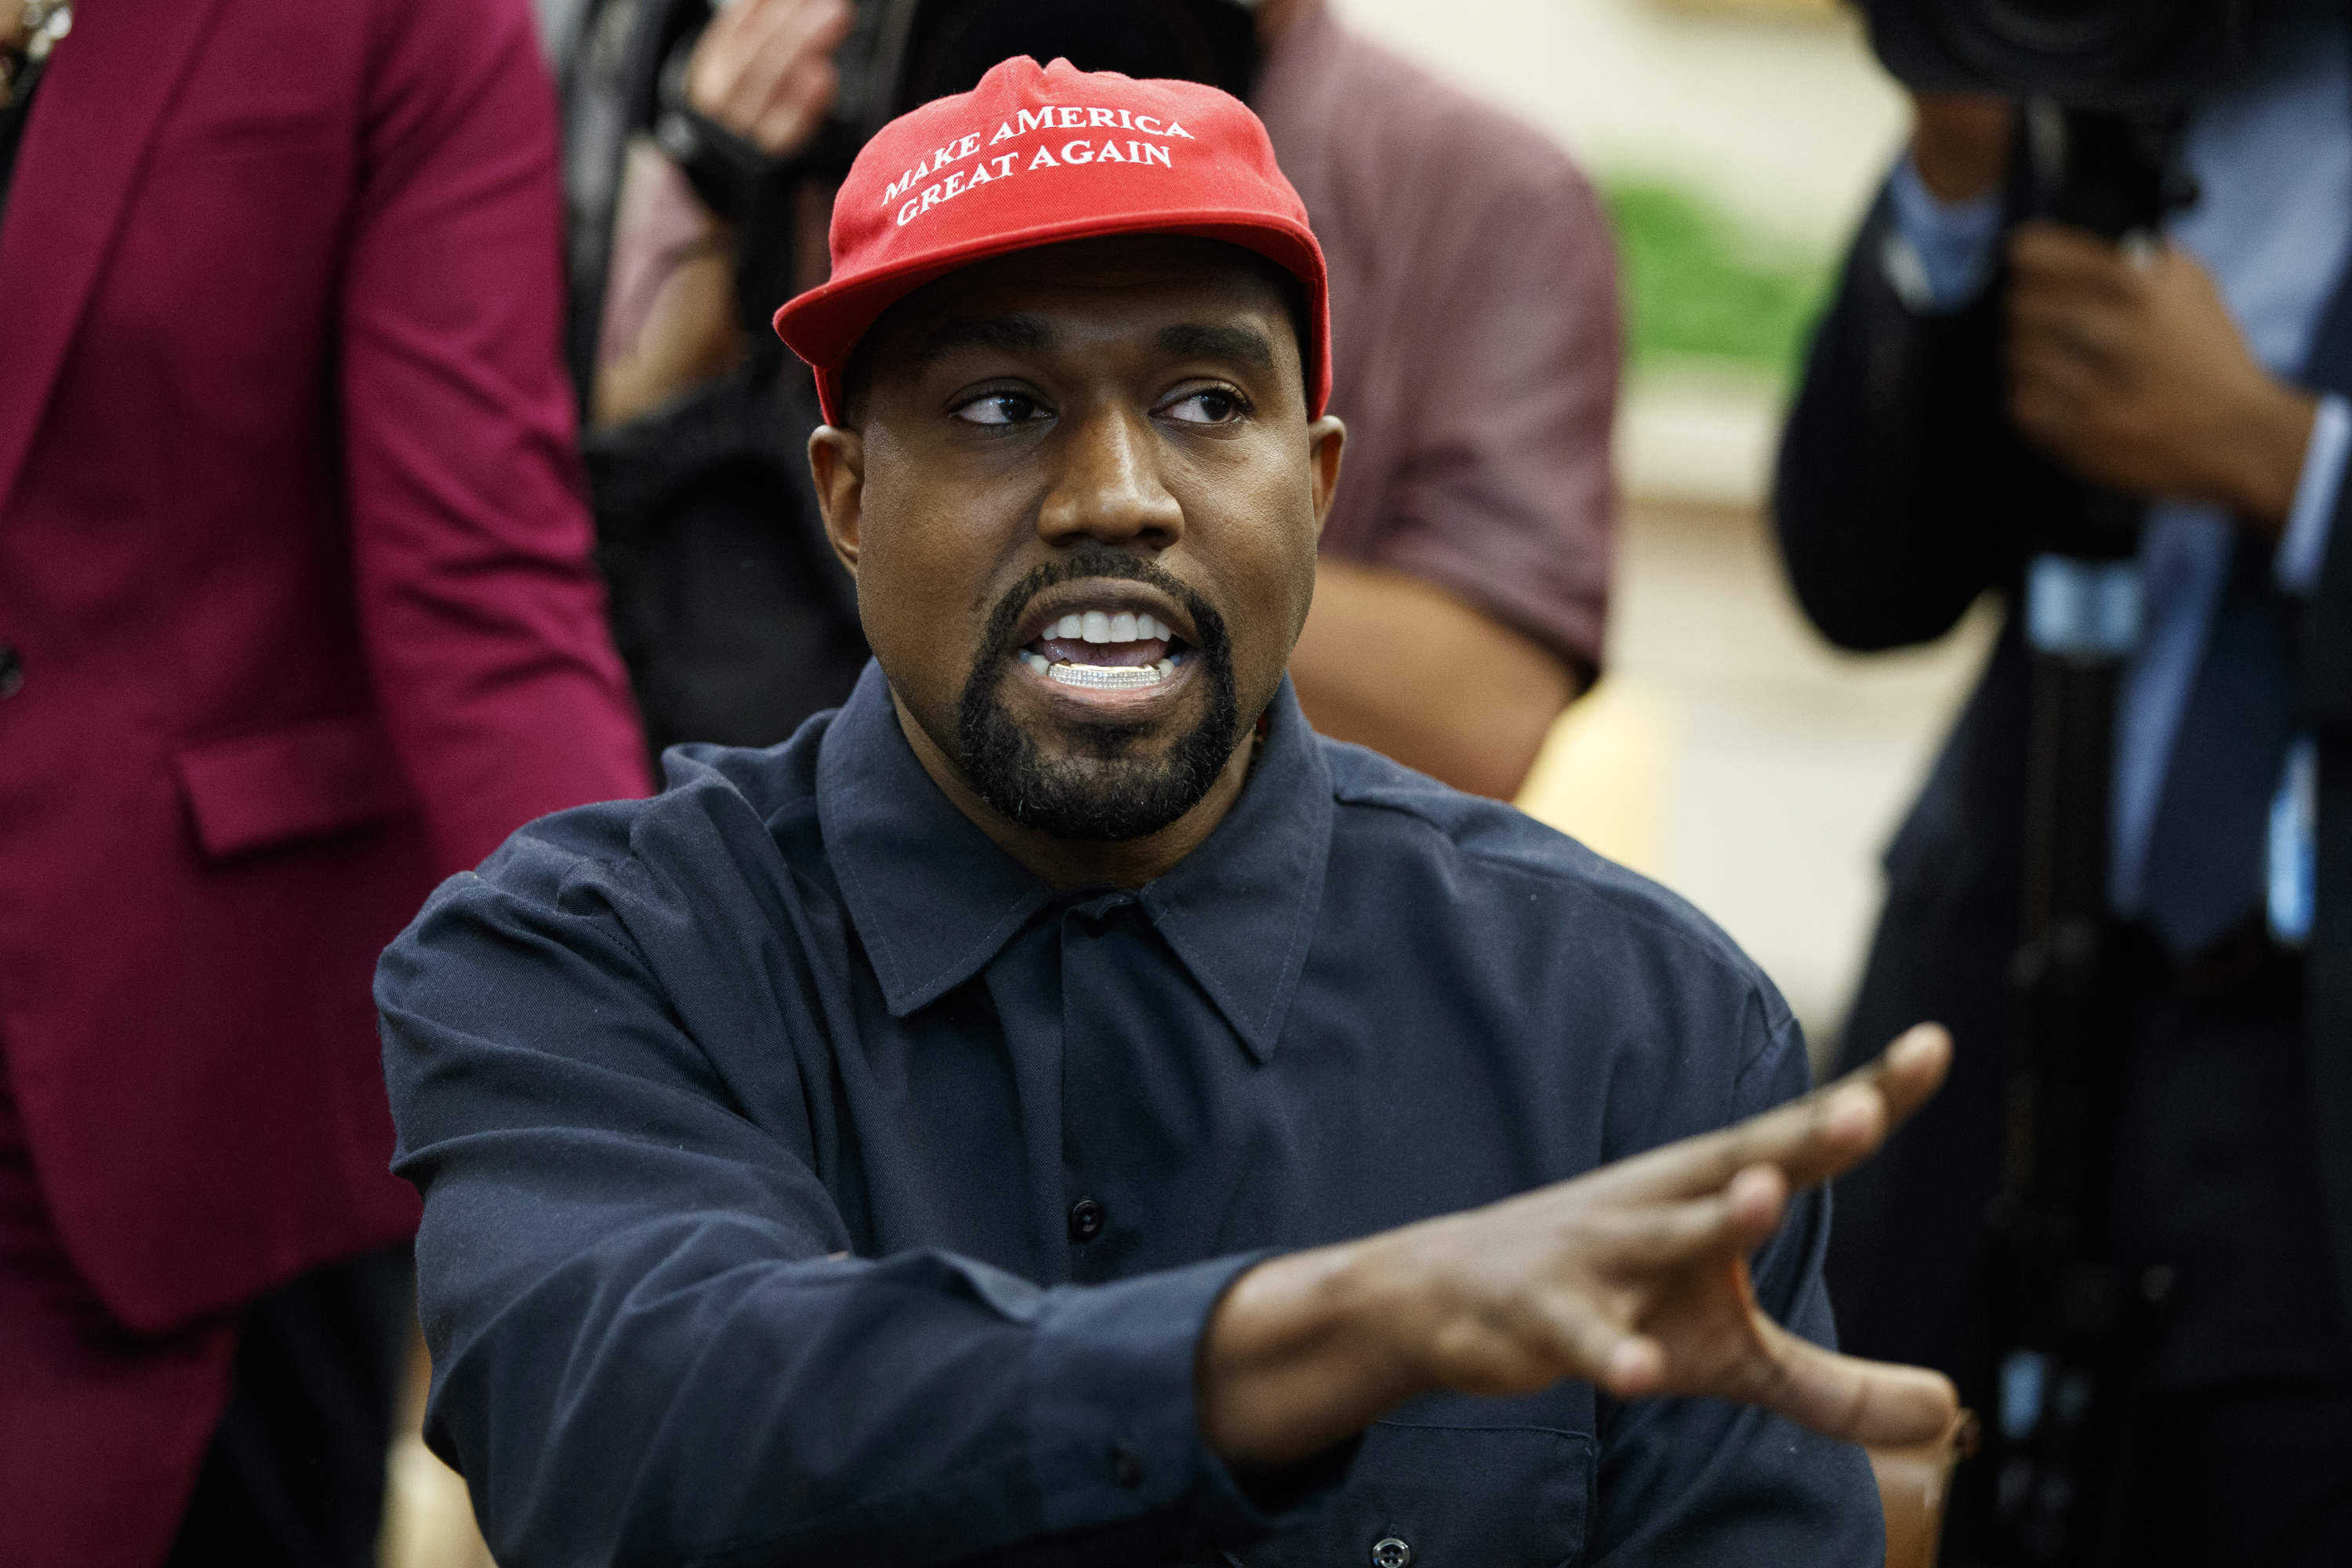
<box><xmin>381</xmin><ymin>59</ymin><xmax>1956</xmax><ymax>1565</ymax></box>
<box><xmin>1776</xmin><ymin>0</ymin><xmax>2352</xmax><ymax>1558</ymax></box>
<box><xmin>0</xmin><ymin>0</ymin><xmax>652</xmax><ymax>1561</ymax></box>
<box><xmin>568</xmin><ymin>0</ymin><xmax>1614</xmax><ymax>797</ymax></box>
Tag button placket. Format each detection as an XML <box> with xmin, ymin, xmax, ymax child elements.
<box><xmin>1371</xmin><ymin>1536</ymin><xmax>1412</xmax><ymax>1568</ymax></box>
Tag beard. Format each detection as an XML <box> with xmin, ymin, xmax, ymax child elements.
<box><xmin>955</xmin><ymin>552</ymin><xmax>1243</xmax><ymax>843</ymax></box>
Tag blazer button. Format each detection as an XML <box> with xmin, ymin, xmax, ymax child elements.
<box><xmin>0</xmin><ymin>644</ymin><xmax>20</xmax><ymax>698</ymax></box>
<box><xmin>1067</xmin><ymin>1197</ymin><xmax>1105</xmax><ymax>1241</ymax></box>
<box><xmin>1371</xmin><ymin>1537</ymin><xmax>1412</xmax><ymax>1568</ymax></box>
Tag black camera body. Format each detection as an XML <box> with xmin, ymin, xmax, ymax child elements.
<box><xmin>822</xmin><ymin>0</ymin><xmax>1255</xmax><ymax>166</ymax></box>
<box><xmin>1861</xmin><ymin>0</ymin><xmax>2269</xmax><ymax>109</ymax></box>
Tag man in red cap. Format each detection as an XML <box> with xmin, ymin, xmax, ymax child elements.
<box><xmin>382</xmin><ymin>57</ymin><xmax>1948</xmax><ymax>1564</ymax></box>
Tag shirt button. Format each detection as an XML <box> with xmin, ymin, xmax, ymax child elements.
<box><xmin>1067</xmin><ymin>1197</ymin><xmax>1105</xmax><ymax>1241</ymax></box>
<box><xmin>1370</xmin><ymin>1537</ymin><xmax>1412</xmax><ymax>1568</ymax></box>
<box><xmin>0</xmin><ymin>645</ymin><xmax>20</xmax><ymax>699</ymax></box>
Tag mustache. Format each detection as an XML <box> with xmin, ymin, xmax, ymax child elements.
<box><xmin>978</xmin><ymin>550</ymin><xmax>1229</xmax><ymax>665</ymax></box>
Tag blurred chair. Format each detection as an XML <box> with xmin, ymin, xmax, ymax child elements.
<box><xmin>1869</xmin><ymin>1410</ymin><xmax>1979</xmax><ymax>1568</ymax></box>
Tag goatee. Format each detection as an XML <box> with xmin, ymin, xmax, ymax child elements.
<box><xmin>956</xmin><ymin>554</ymin><xmax>1243</xmax><ymax>842</ymax></box>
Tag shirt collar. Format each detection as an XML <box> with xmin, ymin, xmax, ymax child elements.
<box><xmin>816</xmin><ymin>660</ymin><xmax>1332</xmax><ymax>1062</ymax></box>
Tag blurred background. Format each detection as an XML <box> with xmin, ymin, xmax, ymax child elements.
<box><xmin>1425</xmin><ymin>0</ymin><xmax>1993</xmax><ymax>1057</ymax></box>
<box><xmin>384</xmin><ymin>0</ymin><xmax>1991</xmax><ymax>1559</ymax></box>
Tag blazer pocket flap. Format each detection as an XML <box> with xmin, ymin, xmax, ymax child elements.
<box><xmin>174</xmin><ymin>713</ymin><xmax>416</xmax><ymax>859</ymax></box>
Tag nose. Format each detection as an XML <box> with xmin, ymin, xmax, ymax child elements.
<box><xmin>1036</xmin><ymin>405</ymin><xmax>1185</xmax><ymax>550</ymax></box>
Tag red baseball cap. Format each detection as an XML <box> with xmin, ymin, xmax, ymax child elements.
<box><xmin>772</xmin><ymin>54</ymin><xmax>1331</xmax><ymax>426</ymax></box>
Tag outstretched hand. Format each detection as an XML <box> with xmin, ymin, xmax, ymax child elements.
<box><xmin>1200</xmin><ymin>1025</ymin><xmax>1958</xmax><ymax>1468</ymax></box>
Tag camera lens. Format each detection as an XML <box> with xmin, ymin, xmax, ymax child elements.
<box><xmin>1952</xmin><ymin>0</ymin><xmax>2197</xmax><ymax>78</ymax></box>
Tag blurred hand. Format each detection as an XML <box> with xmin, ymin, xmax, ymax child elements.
<box><xmin>685</xmin><ymin>0</ymin><xmax>854</xmax><ymax>162</ymax></box>
<box><xmin>1200</xmin><ymin>1025</ymin><xmax>1961</xmax><ymax>1468</ymax></box>
<box><xmin>2006</xmin><ymin>220</ymin><xmax>2317</xmax><ymax>533</ymax></box>
<box><xmin>1911</xmin><ymin>91</ymin><xmax>2013</xmax><ymax>204</ymax></box>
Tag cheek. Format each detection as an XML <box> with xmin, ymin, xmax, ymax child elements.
<box><xmin>853</xmin><ymin>490</ymin><xmax>993</xmax><ymax>699</ymax></box>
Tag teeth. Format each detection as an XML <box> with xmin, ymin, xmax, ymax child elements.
<box><xmin>1021</xmin><ymin>651</ymin><xmax>1050</xmax><ymax>675</ymax></box>
<box><xmin>1036</xmin><ymin>610</ymin><xmax>1181</xmax><ymax>647</ymax></box>
<box><xmin>1047</xmin><ymin>662</ymin><xmax>1165</xmax><ymax>691</ymax></box>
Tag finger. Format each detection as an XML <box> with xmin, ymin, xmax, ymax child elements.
<box><xmin>1589</xmin><ymin>1074</ymin><xmax>1880</xmax><ymax>1206</ymax></box>
<box><xmin>2008</xmin><ymin>221</ymin><xmax>2140</xmax><ymax>300</ymax></box>
<box><xmin>1579</xmin><ymin>1164</ymin><xmax>1789</xmax><ymax>1274</ymax></box>
<box><xmin>2004</xmin><ymin>286</ymin><xmax>2136</xmax><ymax>359</ymax></box>
<box><xmin>733</xmin><ymin>0</ymin><xmax>848</xmax><ymax>114</ymax></box>
<box><xmin>748</xmin><ymin>55</ymin><xmax>840</xmax><ymax>157</ymax></box>
<box><xmin>697</xmin><ymin>0</ymin><xmax>843</xmax><ymax>128</ymax></box>
<box><xmin>1682</xmin><ymin>1022</ymin><xmax>1952</xmax><ymax>1192</ymax></box>
<box><xmin>1523</xmin><ymin>1290</ymin><xmax>1666</xmax><ymax>1399</ymax></box>
<box><xmin>1735</xmin><ymin>1316</ymin><xmax>1962</xmax><ymax>1449</ymax></box>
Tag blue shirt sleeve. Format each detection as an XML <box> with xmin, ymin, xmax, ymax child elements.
<box><xmin>2278</xmin><ymin>391</ymin><xmax>2350</xmax><ymax>594</ymax></box>
<box><xmin>1881</xmin><ymin>154</ymin><xmax>2005</xmax><ymax>314</ymax></box>
<box><xmin>377</xmin><ymin>840</ymin><xmax>1316</xmax><ymax>1567</ymax></box>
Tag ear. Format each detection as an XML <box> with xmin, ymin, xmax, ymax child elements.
<box><xmin>808</xmin><ymin>425</ymin><xmax>866</xmax><ymax>575</ymax></box>
<box><xmin>1305</xmin><ymin>416</ymin><xmax>1346</xmax><ymax>543</ymax></box>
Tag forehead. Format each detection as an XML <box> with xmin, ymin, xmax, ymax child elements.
<box><xmin>858</xmin><ymin>235</ymin><xmax>1297</xmax><ymax>387</ymax></box>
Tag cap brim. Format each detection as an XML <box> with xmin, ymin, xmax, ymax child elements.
<box><xmin>774</xmin><ymin>209</ymin><xmax>1331</xmax><ymax>425</ymax></box>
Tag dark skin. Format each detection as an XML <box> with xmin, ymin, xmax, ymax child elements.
<box><xmin>678</xmin><ymin>0</ymin><xmax>1579</xmax><ymax>797</ymax></box>
<box><xmin>810</xmin><ymin>234</ymin><xmax>1960</xmax><ymax>1467</ymax></box>
<box><xmin>1911</xmin><ymin>93</ymin><xmax>2318</xmax><ymax>535</ymax></box>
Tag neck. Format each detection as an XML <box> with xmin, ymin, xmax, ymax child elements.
<box><xmin>891</xmin><ymin>692</ymin><xmax>1258</xmax><ymax>890</ymax></box>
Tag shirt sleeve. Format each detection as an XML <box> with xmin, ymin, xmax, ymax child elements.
<box><xmin>1882</xmin><ymin>154</ymin><xmax>2005</xmax><ymax>314</ymax></box>
<box><xmin>1345</xmin><ymin>143</ymin><xmax>1617</xmax><ymax>676</ymax></box>
<box><xmin>377</xmin><ymin>819</ymin><xmax>1319</xmax><ymax>1567</ymax></box>
<box><xmin>2278</xmin><ymin>392</ymin><xmax>2350</xmax><ymax>594</ymax></box>
<box><xmin>341</xmin><ymin>0</ymin><xmax>652</xmax><ymax>877</ymax></box>
<box><xmin>1584</xmin><ymin>994</ymin><xmax>1885</xmax><ymax>1566</ymax></box>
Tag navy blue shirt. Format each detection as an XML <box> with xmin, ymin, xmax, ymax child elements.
<box><xmin>379</xmin><ymin>662</ymin><xmax>1879</xmax><ymax>1567</ymax></box>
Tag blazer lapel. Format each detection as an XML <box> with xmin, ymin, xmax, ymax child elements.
<box><xmin>0</xmin><ymin>0</ymin><xmax>230</xmax><ymax>512</ymax></box>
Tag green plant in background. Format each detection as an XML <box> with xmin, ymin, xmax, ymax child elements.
<box><xmin>1603</xmin><ymin>177</ymin><xmax>1835</xmax><ymax>387</ymax></box>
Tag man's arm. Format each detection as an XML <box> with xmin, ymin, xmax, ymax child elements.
<box><xmin>1196</xmin><ymin>1025</ymin><xmax>1955</xmax><ymax>1467</ymax></box>
<box><xmin>341</xmin><ymin>0</ymin><xmax>652</xmax><ymax>872</ymax></box>
<box><xmin>1288</xmin><ymin>560</ymin><xmax>1581</xmax><ymax>800</ymax></box>
<box><xmin>1774</xmin><ymin>97</ymin><xmax>2024</xmax><ymax>654</ymax></box>
<box><xmin>1290</xmin><ymin>122</ymin><xmax>1612</xmax><ymax>800</ymax></box>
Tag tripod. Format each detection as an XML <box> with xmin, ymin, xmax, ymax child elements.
<box><xmin>1975</xmin><ymin>103</ymin><xmax>2190</xmax><ymax>1568</ymax></box>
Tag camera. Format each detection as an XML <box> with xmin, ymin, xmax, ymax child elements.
<box><xmin>1860</xmin><ymin>0</ymin><xmax>2270</xmax><ymax>109</ymax></box>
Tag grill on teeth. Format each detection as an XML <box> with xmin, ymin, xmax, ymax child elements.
<box><xmin>1021</xmin><ymin>652</ymin><xmax>1180</xmax><ymax>688</ymax></box>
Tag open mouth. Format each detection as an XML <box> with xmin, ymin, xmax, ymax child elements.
<box><xmin>1015</xmin><ymin>606</ymin><xmax>1188</xmax><ymax>692</ymax></box>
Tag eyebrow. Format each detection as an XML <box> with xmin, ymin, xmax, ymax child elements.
<box><xmin>1154</xmin><ymin>321</ymin><xmax>1278</xmax><ymax>376</ymax></box>
<box><xmin>914</xmin><ymin>315</ymin><xmax>1054</xmax><ymax>368</ymax></box>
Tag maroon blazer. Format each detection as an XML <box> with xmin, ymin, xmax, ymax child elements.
<box><xmin>0</xmin><ymin>0</ymin><xmax>652</xmax><ymax>1333</ymax></box>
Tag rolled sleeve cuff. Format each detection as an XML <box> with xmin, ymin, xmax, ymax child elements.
<box><xmin>1882</xmin><ymin>156</ymin><xmax>2004</xmax><ymax>314</ymax></box>
<box><xmin>1027</xmin><ymin>1251</ymin><xmax>1344</xmax><ymax>1544</ymax></box>
<box><xmin>2278</xmin><ymin>392</ymin><xmax>2350</xmax><ymax>595</ymax></box>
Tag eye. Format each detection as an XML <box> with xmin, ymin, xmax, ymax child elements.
<box><xmin>1163</xmin><ymin>388</ymin><xmax>1245</xmax><ymax>425</ymax></box>
<box><xmin>954</xmin><ymin>391</ymin><xmax>1044</xmax><ymax>426</ymax></box>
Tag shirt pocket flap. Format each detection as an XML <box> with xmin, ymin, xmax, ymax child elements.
<box><xmin>1248</xmin><ymin>1421</ymin><xmax>1595</xmax><ymax>1568</ymax></box>
<box><xmin>173</xmin><ymin>713</ymin><xmax>416</xmax><ymax>859</ymax></box>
